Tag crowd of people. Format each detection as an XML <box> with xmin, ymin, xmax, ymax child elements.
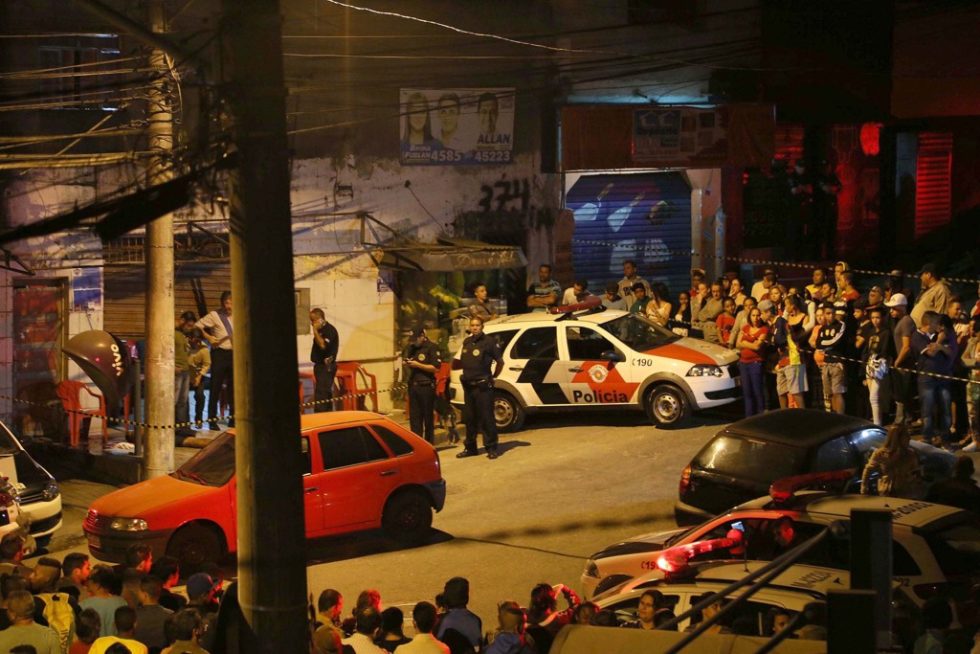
<box><xmin>522</xmin><ymin>259</ymin><xmax>979</xmax><ymax>453</ymax></box>
<box><xmin>0</xmin><ymin>539</ymin><xmax>218</xmax><ymax>654</ymax></box>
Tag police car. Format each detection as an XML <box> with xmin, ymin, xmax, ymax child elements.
<box><xmin>582</xmin><ymin>481</ymin><xmax>980</xmax><ymax>605</ymax></box>
<box><xmin>592</xmin><ymin>560</ymin><xmax>911</xmax><ymax>636</ymax></box>
<box><xmin>448</xmin><ymin>306</ymin><xmax>739</xmax><ymax>430</ymax></box>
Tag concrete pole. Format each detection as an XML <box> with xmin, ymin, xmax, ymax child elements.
<box><xmin>222</xmin><ymin>0</ymin><xmax>308</xmax><ymax>651</ymax></box>
<box><xmin>143</xmin><ymin>0</ymin><xmax>175</xmax><ymax>479</ymax></box>
<box><xmin>850</xmin><ymin>509</ymin><xmax>894</xmax><ymax>649</ymax></box>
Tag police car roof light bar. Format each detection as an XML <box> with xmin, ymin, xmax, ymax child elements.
<box><xmin>768</xmin><ymin>468</ymin><xmax>856</xmax><ymax>505</ymax></box>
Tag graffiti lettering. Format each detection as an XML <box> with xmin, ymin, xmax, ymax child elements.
<box><xmin>478</xmin><ymin>178</ymin><xmax>531</xmax><ymax>214</ymax></box>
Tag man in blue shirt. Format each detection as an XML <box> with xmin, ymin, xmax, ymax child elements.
<box><xmin>911</xmin><ymin>310</ymin><xmax>958</xmax><ymax>448</ymax></box>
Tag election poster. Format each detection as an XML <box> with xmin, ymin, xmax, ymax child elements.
<box><xmin>632</xmin><ymin>107</ymin><xmax>727</xmax><ymax>165</ymax></box>
<box><xmin>400</xmin><ymin>88</ymin><xmax>515</xmax><ymax>165</ymax></box>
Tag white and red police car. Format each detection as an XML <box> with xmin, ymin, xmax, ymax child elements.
<box><xmin>448</xmin><ymin>306</ymin><xmax>739</xmax><ymax>431</ymax></box>
<box><xmin>582</xmin><ymin>472</ymin><xmax>980</xmax><ymax>605</ymax></box>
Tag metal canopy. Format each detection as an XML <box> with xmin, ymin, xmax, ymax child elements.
<box><xmin>359</xmin><ymin>214</ymin><xmax>526</xmax><ymax>272</ymax></box>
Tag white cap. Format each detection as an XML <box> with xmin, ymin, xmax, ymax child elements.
<box><xmin>884</xmin><ymin>293</ymin><xmax>908</xmax><ymax>308</ymax></box>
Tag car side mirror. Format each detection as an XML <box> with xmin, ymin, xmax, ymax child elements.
<box><xmin>600</xmin><ymin>350</ymin><xmax>625</xmax><ymax>363</ymax></box>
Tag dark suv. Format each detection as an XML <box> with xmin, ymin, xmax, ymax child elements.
<box><xmin>675</xmin><ymin>409</ymin><xmax>955</xmax><ymax>524</ymax></box>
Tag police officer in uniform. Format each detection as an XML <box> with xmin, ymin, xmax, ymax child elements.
<box><xmin>404</xmin><ymin>326</ymin><xmax>441</xmax><ymax>444</ymax></box>
<box><xmin>457</xmin><ymin>317</ymin><xmax>504</xmax><ymax>459</ymax></box>
<box><xmin>310</xmin><ymin>308</ymin><xmax>340</xmax><ymax>412</ymax></box>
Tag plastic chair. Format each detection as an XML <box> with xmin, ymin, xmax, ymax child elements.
<box><xmin>334</xmin><ymin>362</ymin><xmax>378</xmax><ymax>412</ymax></box>
<box><xmin>299</xmin><ymin>370</ymin><xmax>315</xmax><ymax>413</ymax></box>
<box><xmin>55</xmin><ymin>380</ymin><xmax>107</xmax><ymax>446</ymax></box>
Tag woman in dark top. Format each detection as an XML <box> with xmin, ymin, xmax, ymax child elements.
<box><xmin>863</xmin><ymin>306</ymin><xmax>895</xmax><ymax>425</ymax></box>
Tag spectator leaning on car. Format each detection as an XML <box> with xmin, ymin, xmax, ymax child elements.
<box><xmin>527</xmin><ymin>264</ymin><xmax>561</xmax><ymax>313</ymax></box>
<box><xmin>860</xmin><ymin>423</ymin><xmax>922</xmax><ymax>498</ymax></box>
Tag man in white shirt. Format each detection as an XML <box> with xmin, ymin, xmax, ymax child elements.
<box><xmin>341</xmin><ymin>607</ymin><xmax>386</xmax><ymax>654</ymax></box>
<box><xmin>195</xmin><ymin>290</ymin><xmax>234</xmax><ymax>430</ymax></box>
<box><xmin>560</xmin><ymin>280</ymin><xmax>592</xmax><ymax>306</ymax></box>
<box><xmin>397</xmin><ymin>602</ymin><xmax>450</xmax><ymax>654</ymax></box>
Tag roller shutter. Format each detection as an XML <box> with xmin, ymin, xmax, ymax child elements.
<box><xmin>103</xmin><ymin>261</ymin><xmax>231</xmax><ymax>341</ymax></box>
<box><xmin>566</xmin><ymin>172</ymin><xmax>692</xmax><ymax>297</ymax></box>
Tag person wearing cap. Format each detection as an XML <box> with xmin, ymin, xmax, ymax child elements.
<box><xmin>810</xmin><ymin>302</ymin><xmax>848</xmax><ymax>414</ymax></box>
<box><xmin>751</xmin><ymin>269</ymin><xmax>778</xmax><ymax>303</ymax></box>
<box><xmin>911</xmin><ymin>311</ymin><xmax>958</xmax><ymax>448</ymax></box>
<box><xmin>887</xmin><ymin>293</ymin><xmax>916</xmax><ymax>424</ymax></box>
<box><xmin>886</xmin><ymin>269</ymin><xmax>912</xmax><ymax>305</ymax></box>
<box><xmin>310</xmin><ymin>307</ymin><xmax>340</xmax><ymax>413</ymax></box>
<box><xmin>457</xmin><ymin>318</ymin><xmax>504</xmax><ymax>460</ymax></box>
<box><xmin>866</xmin><ymin>285</ymin><xmax>885</xmax><ymax>313</ymax></box>
<box><xmin>911</xmin><ymin>263</ymin><xmax>952</xmax><ymax>328</ymax></box>
<box><xmin>601</xmin><ymin>282</ymin><xmax>626</xmax><ymax>311</ymax></box>
<box><xmin>617</xmin><ymin>260</ymin><xmax>651</xmax><ymax>311</ymax></box>
<box><xmin>403</xmin><ymin>327</ymin><xmax>441</xmax><ymax>444</ymax></box>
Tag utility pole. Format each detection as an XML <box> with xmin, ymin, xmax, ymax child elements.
<box><xmin>222</xmin><ymin>0</ymin><xmax>307</xmax><ymax>651</ymax></box>
<box><xmin>144</xmin><ymin>0</ymin><xmax>175</xmax><ymax>479</ymax></box>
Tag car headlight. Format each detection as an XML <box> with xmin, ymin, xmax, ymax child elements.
<box><xmin>109</xmin><ymin>518</ymin><xmax>149</xmax><ymax>532</ymax></box>
<box><xmin>687</xmin><ymin>364</ymin><xmax>723</xmax><ymax>377</ymax></box>
<box><xmin>42</xmin><ymin>480</ymin><xmax>60</xmax><ymax>502</ymax></box>
<box><xmin>584</xmin><ymin>561</ymin><xmax>599</xmax><ymax>578</ymax></box>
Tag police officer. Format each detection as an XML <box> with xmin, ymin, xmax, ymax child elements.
<box><xmin>404</xmin><ymin>326</ymin><xmax>441</xmax><ymax>444</ymax></box>
<box><xmin>310</xmin><ymin>308</ymin><xmax>339</xmax><ymax>412</ymax></box>
<box><xmin>457</xmin><ymin>317</ymin><xmax>504</xmax><ymax>459</ymax></box>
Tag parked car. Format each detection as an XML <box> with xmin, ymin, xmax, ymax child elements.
<box><xmin>675</xmin><ymin>409</ymin><xmax>955</xmax><ymax>523</ymax></box>
<box><xmin>584</xmin><ymin>480</ymin><xmax>980</xmax><ymax>604</ymax></box>
<box><xmin>0</xmin><ymin>419</ymin><xmax>63</xmax><ymax>546</ymax></box>
<box><xmin>592</xmin><ymin>559</ymin><xmax>913</xmax><ymax>636</ymax></box>
<box><xmin>84</xmin><ymin>411</ymin><xmax>446</xmax><ymax>570</ymax></box>
<box><xmin>448</xmin><ymin>307</ymin><xmax>739</xmax><ymax>431</ymax></box>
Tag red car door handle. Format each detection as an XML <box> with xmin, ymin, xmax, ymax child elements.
<box><xmin>509</xmin><ymin>366</ymin><xmax>524</xmax><ymax>371</ymax></box>
<box><xmin>379</xmin><ymin>470</ymin><xmax>398</xmax><ymax>477</ymax></box>
<box><xmin>568</xmin><ymin>367</ymin><xmax>583</xmax><ymax>373</ymax></box>
<box><xmin>304</xmin><ymin>487</ymin><xmax>319</xmax><ymax>493</ymax></box>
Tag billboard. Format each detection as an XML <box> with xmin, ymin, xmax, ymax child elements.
<box><xmin>400</xmin><ymin>88</ymin><xmax>515</xmax><ymax>165</ymax></box>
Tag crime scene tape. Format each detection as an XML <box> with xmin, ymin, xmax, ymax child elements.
<box><xmin>2</xmin><ymin>382</ymin><xmax>411</xmax><ymax>432</ymax></box>
<box><xmin>570</xmin><ymin>239</ymin><xmax>980</xmax><ymax>286</ymax></box>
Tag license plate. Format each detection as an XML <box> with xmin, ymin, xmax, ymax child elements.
<box><xmin>87</xmin><ymin>533</ymin><xmax>101</xmax><ymax>549</ymax></box>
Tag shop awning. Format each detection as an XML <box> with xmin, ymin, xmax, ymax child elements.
<box><xmin>376</xmin><ymin>237</ymin><xmax>527</xmax><ymax>272</ymax></box>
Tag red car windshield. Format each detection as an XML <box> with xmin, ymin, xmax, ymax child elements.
<box><xmin>173</xmin><ymin>432</ymin><xmax>235</xmax><ymax>486</ymax></box>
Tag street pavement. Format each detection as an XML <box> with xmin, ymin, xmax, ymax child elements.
<box><xmin>43</xmin><ymin>408</ymin><xmax>732</xmax><ymax>627</ymax></box>
<box><xmin>41</xmin><ymin>407</ymin><xmax>980</xmax><ymax>631</ymax></box>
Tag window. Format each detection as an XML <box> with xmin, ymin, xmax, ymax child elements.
<box><xmin>371</xmin><ymin>425</ymin><xmax>414</xmax><ymax>457</ymax></box>
<box><xmin>605</xmin><ymin>594</ymin><xmax>680</xmax><ymax>626</ymax></box>
<box><xmin>174</xmin><ymin>433</ymin><xmax>235</xmax><ymax>486</ymax></box>
<box><xmin>511</xmin><ymin>327</ymin><xmax>558</xmax><ymax>360</ymax></box>
<box><xmin>37</xmin><ymin>35</ymin><xmax>121</xmax><ymax>107</ymax></box>
<box><xmin>300</xmin><ymin>436</ymin><xmax>311</xmax><ymax>475</ymax></box>
<box><xmin>318</xmin><ymin>427</ymin><xmax>388</xmax><ymax>470</ymax></box>
<box><xmin>695</xmin><ymin>436</ymin><xmax>806</xmax><ymax>481</ymax></box>
<box><xmin>813</xmin><ymin>437</ymin><xmax>855</xmax><ymax>472</ymax></box>
<box><xmin>603</xmin><ymin>314</ymin><xmax>679</xmax><ymax>350</ymax></box>
<box><xmin>493</xmin><ymin>329</ymin><xmax>520</xmax><ymax>354</ymax></box>
<box><xmin>565</xmin><ymin>326</ymin><xmax>618</xmax><ymax>360</ymax></box>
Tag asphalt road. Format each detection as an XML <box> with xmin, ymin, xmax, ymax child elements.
<box><xmin>44</xmin><ymin>407</ymin><xmax>729</xmax><ymax>626</ymax></box>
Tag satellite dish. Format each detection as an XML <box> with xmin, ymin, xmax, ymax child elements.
<box><xmin>62</xmin><ymin>330</ymin><xmax>134</xmax><ymax>413</ymax></box>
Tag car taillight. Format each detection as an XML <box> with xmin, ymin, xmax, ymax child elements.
<box><xmin>679</xmin><ymin>465</ymin><xmax>692</xmax><ymax>496</ymax></box>
<box><xmin>451</xmin><ymin>358</ymin><xmax>462</xmax><ymax>371</ymax></box>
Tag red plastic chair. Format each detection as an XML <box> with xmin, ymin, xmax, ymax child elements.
<box><xmin>55</xmin><ymin>380</ymin><xmax>107</xmax><ymax>446</ymax></box>
<box><xmin>334</xmin><ymin>362</ymin><xmax>378</xmax><ymax>412</ymax></box>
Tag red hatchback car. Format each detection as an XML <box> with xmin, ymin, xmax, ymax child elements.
<box><xmin>84</xmin><ymin>412</ymin><xmax>446</xmax><ymax>569</ymax></box>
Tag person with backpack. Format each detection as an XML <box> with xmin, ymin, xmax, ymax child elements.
<box><xmin>30</xmin><ymin>557</ymin><xmax>77</xmax><ymax>654</ymax></box>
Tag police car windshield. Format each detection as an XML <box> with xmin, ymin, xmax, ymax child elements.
<box><xmin>603</xmin><ymin>314</ymin><xmax>680</xmax><ymax>350</ymax></box>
